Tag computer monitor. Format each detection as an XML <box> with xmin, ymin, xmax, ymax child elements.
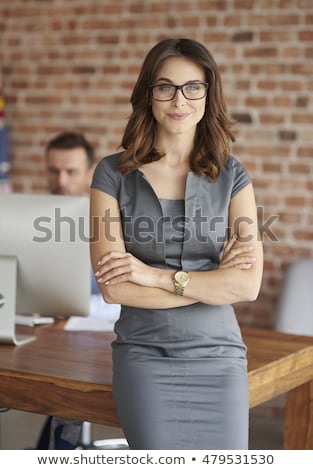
<box><xmin>0</xmin><ymin>193</ymin><xmax>91</xmax><ymax>345</ymax></box>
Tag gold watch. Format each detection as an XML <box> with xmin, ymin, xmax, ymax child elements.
<box><xmin>173</xmin><ymin>270</ymin><xmax>190</xmax><ymax>296</ymax></box>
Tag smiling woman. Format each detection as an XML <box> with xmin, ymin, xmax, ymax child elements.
<box><xmin>89</xmin><ymin>38</ymin><xmax>263</xmax><ymax>450</ymax></box>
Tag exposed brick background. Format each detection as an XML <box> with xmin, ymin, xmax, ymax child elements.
<box><xmin>0</xmin><ymin>0</ymin><xmax>312</xmax><ymax>329</ymax></box>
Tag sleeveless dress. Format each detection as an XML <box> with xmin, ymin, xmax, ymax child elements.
<box><xmin>91</xmin><ymin>153</ymin><xmax>251</xmax><ymax>450</ymax></box>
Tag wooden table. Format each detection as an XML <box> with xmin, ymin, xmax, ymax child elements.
<box><xmin>0</xmin><ymin>323</ymin><xmax>313</xmax><ymax>449</ymax></box>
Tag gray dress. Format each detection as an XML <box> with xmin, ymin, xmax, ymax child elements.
<box><xmin>91</xmin><ymin>153</ymin><xmax>251</xmax><ymax>450</ymax></box>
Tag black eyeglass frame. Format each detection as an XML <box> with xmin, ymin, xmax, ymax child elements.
<box><xmin>149</xmin><ymin>82</ymin><xmax>209</xmax><ymax>102</ymax></box>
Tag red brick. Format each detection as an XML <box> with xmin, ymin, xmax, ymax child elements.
<box><xmin>232</xmin><ymin>31</ymin><xmax>254</xmax><ymax>42</ymax></box>
<box><xmin>260</xmin><ymin>31</ymin><xmax>293</xmax><ymax>41</ymax></box>
<box><xmin>259</xmin><ymin>114</ymin><xmax>285</xmax><ymax>124</ymax></box>
<box><xmin>292</xmin><ymin>113</ymin><xmax>313</xmax><ymax>124</ymax></box>
<box><xmin>293</xmin><ymin>231</ymin><xmax>313</xmax><ymax>241</ymax></box>
<box><xmin>305</xmin><ymin>14</ymin><xmax>313</xmax><ymax>24</ymax></box>
<box><xmin>257</xmin><ymin>80</ymin><xmax>277</xmax><ymax>90</ymax></box>
<box><xmin>297</xmin><ymin>147</ymin><xmax>313</xmax><ymax>157</ymax></box>
<box><xmin>263</xmin><ymin>163</ymin><xmax>283</xmax><ymax>173</ymax></box>
<box><xmin>278</xmin><ymin>130</ymin><xmax>297</xmax><ymax>140</ymax></box>
<box><xmin>285</xmin><ymin>196</ymin><xmax>307</xmax><ymax>206</ymax></box>
<box><xmin>244</xmin><ymin>47</ymin><xmax>277</xmax><ymax>58</ymax></box>
<box><xmin>289</xmin><ymin>164</ymin><xmax>311</xmax><ymax>173</ymax></box>
<box><xmin>299</xmin><ymin>30</ymin><xmax>313</xmax><ymax>41</ymax></box>
<box><xmin>273</xmin><ymin>96</ymin><xmax>293</xmax><ymax>107</ymax></box>
<box><xmin>269</xmin><ymin>15</ymin><xmax>300</xmax><ymax>25</ymax></box>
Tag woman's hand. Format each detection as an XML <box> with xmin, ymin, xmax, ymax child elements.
<box><xmin>219</xmin><ymin>234</ymin><xmax>256</xmax><ymax>270</ymax></box>
<box><xmin>94</xmin><ymin>251</ymin><xmax>160</xmax><ymax>287</ymax></box>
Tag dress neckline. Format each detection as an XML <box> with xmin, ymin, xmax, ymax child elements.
<box><xmin>158</xmin><ymin>198</ymin><xmax>184</xmax><ymax>202</ymax></box>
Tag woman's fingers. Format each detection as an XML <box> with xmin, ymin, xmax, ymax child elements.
<box><xmin>96</xmin><ymin>251</ymin><xmax>128</xmax><ymax>266</ymax></box>
<box><xmin>219</xmin><ymin>255</ymin><xmax>256</xmax><ymax>270</ymax></box>
<box><xmin>220</xmin><ymin>245</ymin><xmax>254</xmax><ymax>265</ymax></box>
<box><xmin>220</xmin><ymin>234</ymin><xmax>237</xmax><ymax>259</ymax></box>
<box><xmin>94</xmin><ymin>251</ymin><xmax>155</xmax><ymax>287</ymax></box>
<box><xmin>94</xmin><ymin>251</ymin><xmax>131</xmax><ymax>281</ymax></box>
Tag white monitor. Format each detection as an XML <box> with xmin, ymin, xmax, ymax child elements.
<box><xmin>0</xmin><ymin>193</ymin><xmax>91</xmax><ymax>345</ymax></box>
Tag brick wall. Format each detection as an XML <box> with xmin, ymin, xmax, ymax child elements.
<box><xmin>0</xmin><ymin>0</ymin><xmax>312</xmax><ymax>328</ymax></box>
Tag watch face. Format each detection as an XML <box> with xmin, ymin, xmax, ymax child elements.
<box><xmin>175</xmin><ymin>271</ymin><xmax>189</xmax><ymax>283</ymax></box>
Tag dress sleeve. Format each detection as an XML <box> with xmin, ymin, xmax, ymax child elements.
<box><xmin>231</xmin><ymin>156</ymin><xmax>251</xmax><ymax>198</ymax></box>
<box><xmin>90</xmin><ymin>155</ymin><xmax>120</xmax><ymax>199</ymax></box>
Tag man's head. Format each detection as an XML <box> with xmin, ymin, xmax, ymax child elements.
<box><xmin>45</xmin><ymin>132</ymin><xmax>95</xmax><ymax>196</ymax></box>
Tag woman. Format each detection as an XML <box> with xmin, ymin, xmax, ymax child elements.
<box><xmin>90</xmin><ymin>38</ymin><xmax>263</xmax><ymax>450</ymax></box>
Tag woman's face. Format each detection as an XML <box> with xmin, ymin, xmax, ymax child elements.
<box><xmin>150</xmin><ymin>56</ymin><xmax>207</xmax><ymax>138</ymax></box>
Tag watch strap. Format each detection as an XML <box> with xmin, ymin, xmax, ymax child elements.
<box><xmin>174</xmin><ymin>282</ymin><xmax>185</xmax><ymax>296</ymax></box>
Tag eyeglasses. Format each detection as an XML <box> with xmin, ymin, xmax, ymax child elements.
<box><xmin>149</xmin><ymin>82</ymin><xmax>209</xmax><ymax>102</ymax></box>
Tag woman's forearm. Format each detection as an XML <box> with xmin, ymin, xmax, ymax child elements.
<box><xmin>99</xmin><ymin>255</ymin><xmax>262</xmax><ymax>308</ymax></box>
<box><xmin>100</xmin><ymin>281</ymin><xmax>197</xmax><ymax>309</ymax></box>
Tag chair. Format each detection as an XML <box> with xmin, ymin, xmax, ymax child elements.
<box><xmin>76</xmin><ymin>422</ymin><xmax>128</xmax><ymax>450</ymax></box>
<box><xmin>274</xmin><ymin>258</ymin><xmax>313</xmax><ymax>335</ymax></box>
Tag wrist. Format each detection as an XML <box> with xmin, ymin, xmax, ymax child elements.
<box><xmin>155</xmin><ymin>269</ymin><xmax>176</xmax><ymax>292</ymax></box>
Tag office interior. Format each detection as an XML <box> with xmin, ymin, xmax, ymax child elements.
<box><xmin>0</xmin><ymin>0</ymin><xmax>312</xmax><ymax>450</ymax></box>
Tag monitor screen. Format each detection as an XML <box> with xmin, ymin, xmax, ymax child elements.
<box><xmin>0</xmin><ymin>193</ymin><xmax>91</xmax><ymax>344</ymax></box>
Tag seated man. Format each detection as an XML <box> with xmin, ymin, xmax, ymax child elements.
<box><xmin>36</xmin><ymin>131</ymin><xmax>120</xmax><ymax>450</ymax></box>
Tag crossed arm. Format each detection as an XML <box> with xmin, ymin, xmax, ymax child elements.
<box><xmin>89</xmin><ymin>183</ymin><xmax>263</xmax><ymax>309</ymax></box>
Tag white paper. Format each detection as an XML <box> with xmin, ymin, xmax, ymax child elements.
<box><xmin>64</xmin><ymin>295</ymin><xmax>121</xmax><ymax>332</ymax></box>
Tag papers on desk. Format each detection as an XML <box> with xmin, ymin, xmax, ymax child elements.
<box><xmin>64</xmin><ymin>295</ymin><xmax>121</xmax><ymax>332</ymax></box>
<box><xmin>15</xmin><ymin>314</ymin><xmax>55</xmax><ymax>327</ymax></box>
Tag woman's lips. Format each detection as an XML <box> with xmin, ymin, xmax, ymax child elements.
<box><xmin>168</xmin><ymin>113</ymin><xmax>189</xmax><ymax>120</ymax></box>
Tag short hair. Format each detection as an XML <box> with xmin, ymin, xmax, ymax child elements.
<box><xmin>118</xmin><ymin>38</ymin><xmax>236</xmax><ymax>180</ymax></box>
<box><xmin>45</xmin><ymin>132</ymin><xmax>95</xmax><ymax>168</ymax></box>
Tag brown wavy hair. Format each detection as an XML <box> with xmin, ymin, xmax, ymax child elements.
<box><xmin>117</xmin><ymin>38</ymin><xmax>236</xmax><ymax>180</ymax></box>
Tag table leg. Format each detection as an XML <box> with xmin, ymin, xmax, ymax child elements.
<box><xmin>284</xmin><ymin>379</ymin><xmax>313</xmax><ymax>449</ymax></box>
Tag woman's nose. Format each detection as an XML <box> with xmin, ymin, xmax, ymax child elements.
<box><xmin>172</xmin><ymin>88</ymin><xmax>186</xmax><ymax>106</ymax></box>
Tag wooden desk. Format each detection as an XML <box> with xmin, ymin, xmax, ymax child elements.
<box><xmin>0</xmin><ymin>323</ymin><xmax>313</xmax><ymax>449</ymax></box>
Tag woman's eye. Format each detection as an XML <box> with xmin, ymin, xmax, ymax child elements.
<box><xmin>186</xmin><ymin>84</ymin><xmax>200</xmax><ymax>92</ymax></box>
<box><xmin>158</xmin><ymin>85</ymin><xmax>172</xmax><ymax>92</ymax></box>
